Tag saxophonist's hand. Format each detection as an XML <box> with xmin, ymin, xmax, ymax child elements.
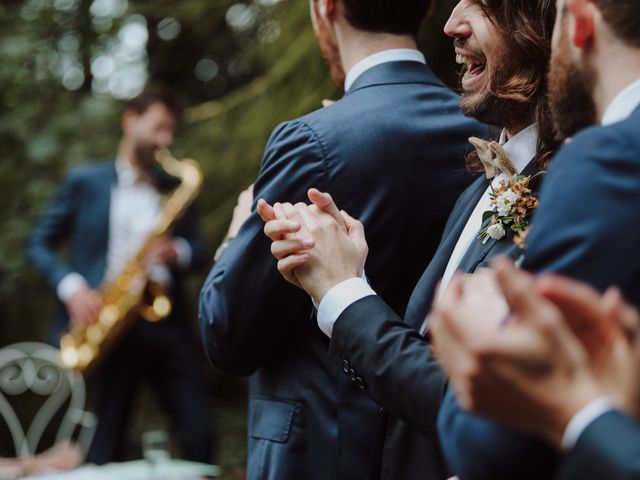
<box><xmin>66</xmin><ymin>285</ymin><xmax>102</xmax><ymax>327</ymax></box>
<box><xmin>147</xmin><ymin>235</ymin><xmax>179</xmax><ymax>266</ymax></box>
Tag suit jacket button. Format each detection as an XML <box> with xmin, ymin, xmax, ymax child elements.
<box><xmin>355</xmin><ymin>377</ymin><xmax>366</xmax><ymax>390</ymax></box>
<box><xmin>343</xmin><ymin>360</ymin><xmax>350</xmax><ymax>374</ymax></box>
<box><xmin>349</xmin><ymin>368</ymin><xmax>357</xmax><ymax>381</ymax></box>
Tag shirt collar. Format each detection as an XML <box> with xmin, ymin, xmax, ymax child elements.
<box><xmin>344</xmin><ymin>49</ymin><xmax>426</xmax><ymax>92</ymax></box>
<box><xmin>498</xmin><ymin>124</ymin><xmax>538</xmax><ymax>175</ymax></box>
<box><xmin>602</xmin><ymin>78</ymin><xmax>640</xmax><ymax>126</ymax></box>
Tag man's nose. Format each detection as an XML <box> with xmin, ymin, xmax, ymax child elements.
<box><xmin>444</xmin><ymin>1</ymin><xmax>471</xmax><ymax>39</ymax></box>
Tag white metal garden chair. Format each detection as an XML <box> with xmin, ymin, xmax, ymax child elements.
<box><xmin>0</xmin><ymin>342</ymin><xmax>96</xmax><ymax>459</ymax></box>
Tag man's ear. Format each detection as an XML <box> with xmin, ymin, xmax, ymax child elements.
<box><xmin>566</xmin><ymin>0</ymin><xmax>595</xmax><ymax>49</ymax></box>
<box><xmin>317</xmin><ymin>0</ymin><xmax>336</xmax><ymax>21</ymax></box>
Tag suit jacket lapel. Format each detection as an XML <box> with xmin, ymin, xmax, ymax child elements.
<box><xmin>94</xmin><ymin>162</ymin><xmax>117</xmax><ymax>285</ymax></box>
<box><xmin>456</xmin><ymin>157</ymin><xmax>540</xmax><ymax>273</ymax></box>
<box><xmin>404</xmin><ymin>175</ymin><xmax>489</xmax><ymax>329</ymax></box>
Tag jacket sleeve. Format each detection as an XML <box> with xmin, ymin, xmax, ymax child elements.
<box><xmin>27</xmin><ymin>170</ymin><xmax>81</xmax><ymax>291</ymax></box>
<box><xmin>558</xmin><ymin>410</ymin><xmax>640</xmax><ymax>480</ymax></box>
<box><xmin>437</xmin><ymin>389</ymin><xmax>558</xmax><ymax>480</ymax></box>
<box><xmin>438</xmin><ymin>126</ymin><xmax>640</xmax><ymax>480</ymax></box>
<box><xmin>198</xmin><ymin>120</ymin><xmax>330</xmax><ymax>376</ymax></box>
<box><xmin>328</xmin><ymin>295</ymin><xmax>446</xmax><ymax>436</ymax></box>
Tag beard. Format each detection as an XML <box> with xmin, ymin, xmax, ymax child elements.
<box><xmin>133</xmin><ymin>142</ymin><xmax>158</xmax><ymax>171</ymax></box>
<box><xmin>314</xmin><ymin>19</ymin><xmax>345</xmax><ymax>87</ymax></box>
<box><xmin>459</xmin><ymin>48</ymin><xmax>534</xmax><ymax>130</ymax></box>
<box><xmin>460</xmin><ymin>86</ymin><xmax>533</xmax><ymax>130</ymax></box>
<box><xmin>548</xmin><ymin>29</ymin><xmax>598</xmax><ymax>140</ymax></box>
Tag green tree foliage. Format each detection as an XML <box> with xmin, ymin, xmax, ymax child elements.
<box><xmin>0</xmin><ymin>0</ymin><xmax>460</xmax><ymax>343</ymax></box>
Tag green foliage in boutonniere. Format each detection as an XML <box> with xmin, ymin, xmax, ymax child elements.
<box><xmin>478</xmin><ymin>172</ymin><xmax>545</xmax><ymax>245</ymax></box>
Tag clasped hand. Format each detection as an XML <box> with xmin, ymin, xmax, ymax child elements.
<box><xmin>257</xmin><ymin>188</ymin><xmax>368</xmax><ymax>304</ymax></box>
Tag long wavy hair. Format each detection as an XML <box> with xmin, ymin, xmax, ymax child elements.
<box><xmin>466</xmin><ymin>0</ymin><xmax>560</xmax><ymax>172</ymax></box>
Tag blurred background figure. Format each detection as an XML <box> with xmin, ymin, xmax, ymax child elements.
<box><xmin>1</xmin><ymin>0</ymin><xmax>473</xmax><ymax>477</ymax></box>
<box><xmin>27</xmin><ymin>87</ymin><xmax>214</xmax><ymax>465</ymax></box>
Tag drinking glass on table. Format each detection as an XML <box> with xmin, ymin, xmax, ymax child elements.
<box><xmin>142</xmin><ymin>430</ymin><xmax>170</xmax><ymax>477</ymax></box>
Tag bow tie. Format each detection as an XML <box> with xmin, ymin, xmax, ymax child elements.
<box><xmin>469</xmin><ymin>137</ymin><xmax>517</xmax><ymax>179</ymax></box>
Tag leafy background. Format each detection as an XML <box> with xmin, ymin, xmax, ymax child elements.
<box><xmin>0</xmin><ymin>0</ymin><xmax>459</xmax><ymax>477</ymax></box>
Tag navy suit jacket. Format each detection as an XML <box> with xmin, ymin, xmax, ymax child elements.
<box><xmin>28</xmin><ymin>160</ymin><xmax>208</xmax><ymax>343</ymax></box>
<box><xmin>438</xmin><ymin>107</ymin><xmax>640</xmax><ymax>480</ymax></box>
<box><xmin>198</xmin><ymin>61</ymin><xmax>488</xmax><ymax>480</ymax></box>
<box><xmin>328</xmin><ymin>159</ymin><xmax>540</xmax><ymax>480</ymax></box>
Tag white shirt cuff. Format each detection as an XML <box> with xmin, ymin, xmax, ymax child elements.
<box><xmin>173</xmin><ymin>237</ymin><xmax>192</xmax><ymax>269</ymax></box>
<box><xmin>56</xmin><ymin>273</ymin><xmax>88</xmax><ymax>302</ymax></box>
<box><xmin>561</xmin><ymin>397</ymin><xmax>615</xmax><ymax>450</ymax></box>
<box><xmin>316</xmin><ymin>277</ymin><xmax>376</xmax><ymax>338</ymax></box>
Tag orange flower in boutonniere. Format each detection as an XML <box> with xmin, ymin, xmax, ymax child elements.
<box><xmin>478</xmin><ymin>172</ymin><xmax>545</xmax><ymax>246</ymax></box>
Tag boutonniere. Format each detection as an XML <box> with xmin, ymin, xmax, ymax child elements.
<box><xmin>478</xmin><ymin>172</ymin><xmax>545</xmax><ymax>245</ymax></box>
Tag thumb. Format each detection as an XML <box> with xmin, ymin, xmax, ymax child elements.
<box><xmin>308</xmin><ymin>188</ymin><xmax>346</xmax><ymax>231</ymax></box>
<box><xmin>341</xmin><ymin>210</ymin><xmax>368</xmax><ymax>253</ymax></box>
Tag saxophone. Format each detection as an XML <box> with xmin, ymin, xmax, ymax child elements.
<box><xmin>59</xmin><ymin>149</ymin><xmax>203</xmax><ymax>373</ymax></box>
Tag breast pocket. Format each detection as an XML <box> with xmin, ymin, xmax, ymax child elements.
<box><xmin>246</xmin><ymin>397</ymin><xmax>303</xmax><ymax>480</ymax></box>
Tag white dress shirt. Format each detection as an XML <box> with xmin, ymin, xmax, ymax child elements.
<box><xmin>344</xmin><ymin>49</ymin><xmax>426</xmax><ymax>92</ymax></box>
<box><xmin>601</xmin><ymin>78</ymin><xmax>640</xmax><ymax>126</ymax></box>
<box><xmin>316</xmin><ymin>125</ymin><xmax>539</xmax><ymax>337</ymax></box>
<box><xmin>56</xmin><ymin>157</ymin><xmax>191</xmax><ymax>302</ymax></box>
<box><xmin>559</xmin><ymin>76</ymin><xmax>640</xmax><ymax>449</ymax></box>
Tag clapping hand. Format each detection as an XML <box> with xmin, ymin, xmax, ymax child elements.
<box><xmin>257</xmin><ymin>189</ymin><xmax>369</xmax><ymax>304</ymax></box>
<box><xmin>431</xmin><ymin>257</ymin><xmax>640</xmax><ymax>447</ymax></box>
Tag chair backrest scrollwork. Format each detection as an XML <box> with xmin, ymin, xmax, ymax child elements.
<box><xmin>0</xmin><ymin>342</ymin><xmax>96</xmax><ymax>458</ymax></box>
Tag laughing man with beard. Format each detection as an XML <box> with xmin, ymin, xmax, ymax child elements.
<box><xmin>437</xmin><ymin>0</ymin><xmax>640</xmax><ymax>479</ymax></box>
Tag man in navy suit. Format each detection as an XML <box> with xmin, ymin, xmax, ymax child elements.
<box><xmin>434</xmin><ymin>0</ymin><xmax>640</xmax><ymax>478</ymax></box>
<box><xmin>256</xmin><ymin>1</ymin><xmax>559</xmax><ymax>478</ymax></box>
<box><xmin>198</xmin><ymin>0</ymin><xmax>487</xmax><ymax>478</ymax></box>
<box><xmin>28</xmin><ymin>89</ymin><xmax>214</xmax><ymax>465</ymax></box>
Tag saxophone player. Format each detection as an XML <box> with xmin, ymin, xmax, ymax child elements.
<box><xmin>28</xmin><ymin>87</ymin><xmax>214</xmax><ymax>465</ymax></box>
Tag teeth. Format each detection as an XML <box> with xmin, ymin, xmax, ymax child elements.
<box><xmin>456</xmin><ymin>54</ymin><xmax>465</xmax><ymax>65</ymax></box>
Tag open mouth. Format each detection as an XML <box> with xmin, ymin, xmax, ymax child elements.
<box><xmin>456</xmin><ymin>52</ymin><xmax>487</xmax><ymax>88</ymax></box>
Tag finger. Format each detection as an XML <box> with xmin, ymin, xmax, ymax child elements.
<box><xmin>431</xmin><ymin>276</ymin><xmax>470</xmax><ymax>348</ymax></box>
<box><xmin>273</xmin><ymin>202</ymin><xmax>288</xmax><ymax>220</ymax></box>
<box><xmin>308</xmin><ymin>189</ymin><xmax>346</xmax><ymax>230</ymax></box>
<box><xmin>536</xmin><ymin>275</ymin><xmax>613</xmax><ymax>345</ymax></box>
<box><xmin>277</xmin><ymin>254</ymin><xmax>310</xmax><ymax>275</ymax></box>
<box><xmin>257</xmin><ymin>199</ymin><xmax>275</xmax><ymax>222</ymax></box>
<box><xmin>271</xmin><ymin>238</ymin><xmax>315</xmax><ymax>260</ymax></box>
<box><xmin>340</xmin><ymin>210</ymin><xmax>367</xmax><ymax>253</ymax></box>
<box><xmin>536</xmin><ymin>275</ymin><xmax>604</xmax><ymax>321</ymax></box>
<box><xmin>602</xmin><ymin>287</ymin><xmax>640</xmax><ymax>343</ymax></box>
<box><xmin>283</xmin><ymin>271</ymin><xmax>301</xmax><ymax>288</ymax></box>
<box><xmin>264</xmin><ymin>219</ymin><xmax>301</xmax><ymax>241</ymax></box>
<box><xmin>291</xmin><ymin>203</ymin><xmax>323</xmax><ymax>233</ymax></box>
<box><xmin>493</xmin><ymin>258</ymin><xmax>546</xmax><ymax>322</ymax></box>
<box><xmin>77</xmin><ymin>304</ymin><xmax>93</xmax><ymax>326</ymax></box>
<box><xmin>438</xmin><ymin>273</ymin><xmax>466</xmax><ymax>311</ymax></box>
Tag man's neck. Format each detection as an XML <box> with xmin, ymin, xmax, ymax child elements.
<box><xmin>504</xmin><ymin>123</ymin><xmax>530</xmax><ymax>141</ymax></box>
<box><xmin>337</xmin><ymin>30</ymin><xmax>418</xmax><ymax>77</ymax></box>
<box><xmin>593</xmin><ymin>45</ymin><xmax>640</xmax><ymax>121</ymax></box>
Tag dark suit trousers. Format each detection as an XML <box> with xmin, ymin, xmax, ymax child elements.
<box><xmin>86</xmin><ymin>319</ymin><xmax>214</xmax><ymax>465</ymax></box>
